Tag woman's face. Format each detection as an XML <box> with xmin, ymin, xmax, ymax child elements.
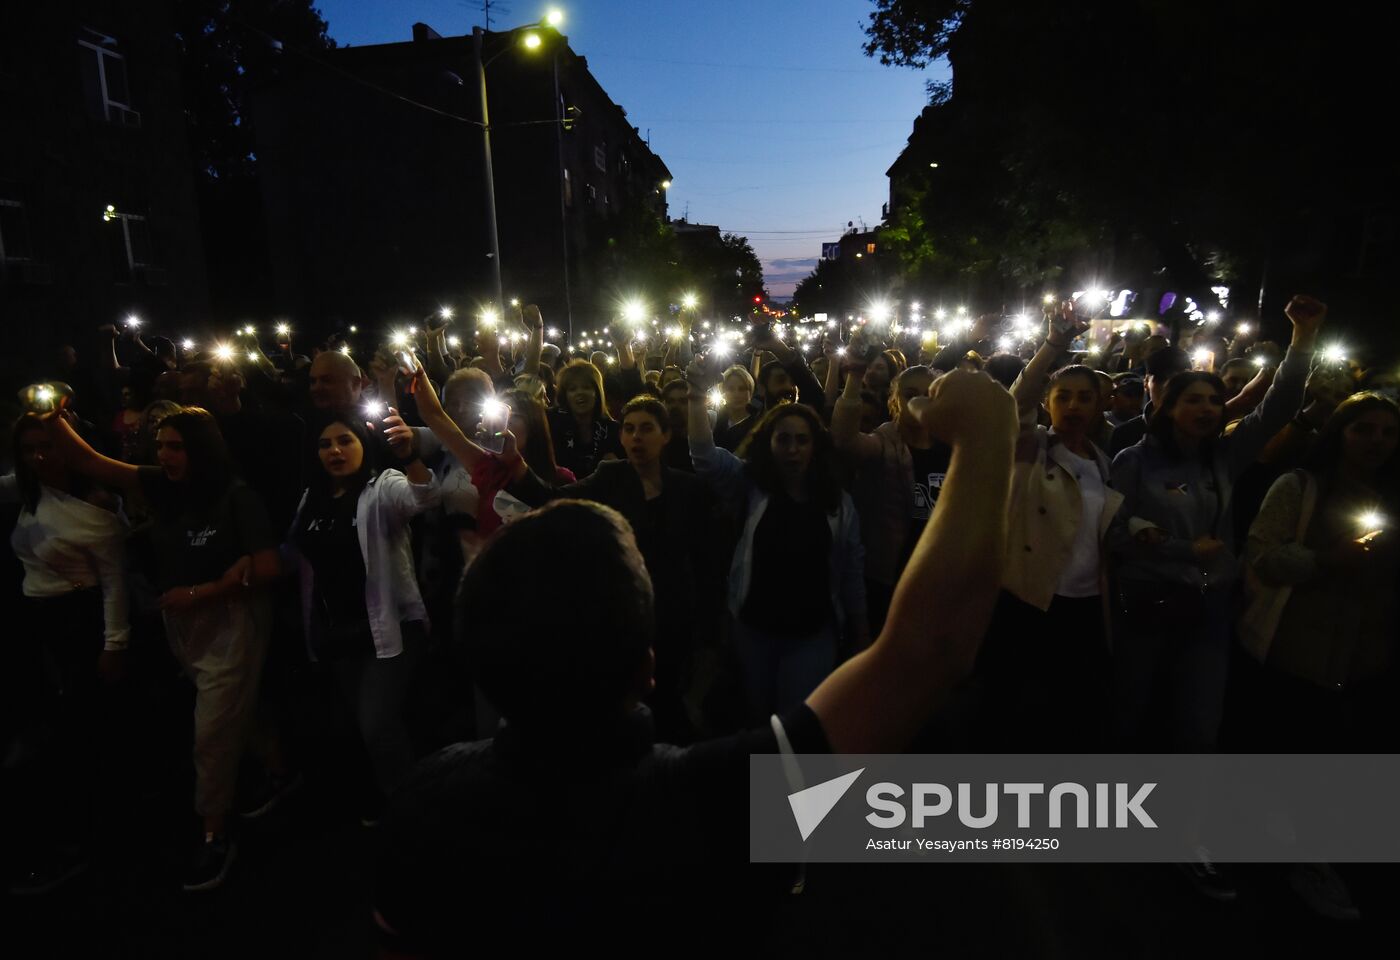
<box><xmin>155</xmin><ymin>426</ymin><xmax>189</xmax><ymax>482</ymax></box>
<box><xmin>892</xmin><ymin>371</ymin><xmax>934</xmax><ymax>422</ymax></box>
<box><xmin>770</xmin><ymin>413</ymin><xmax>815</xmax><ymax>481</ymax></box>
<box><xmin>565</xmin><ymin>378</ymin><xmax>597</xmax><ymax>417</ymax></box>
<box><xmin>863</xmin><ymin>357</ymin><xmax>892</xmax><ymax>391</ymax></box>
<box><xmin>1341</xmin><ymin>410</ymin><xmax>1399</xmax><ymax>473</ymax></box>
<box><xmin>317</xmin><ymin>422</ymin><xmax>365</xmax><ymax>481</ymax></box>
<box><xmin>1048</xmin><ymin>373</ymin><xmax>1102</xmax><ymax>436</ymax></box>
<box><xmin>508</xmin><ymin>411</ymin><xmax>530</xmax><ymax>447</ymax></box>
<box><xmin>1168</xmin><ymin>382</ymin><xmax>1225</xmax><ymax>442</ymax></box>
<box><xmin>722</xmin><ymin>374</ymin><xmax>753</xmax><ymax>413</ymax></box>
<box><xmin>622</xmin><ymin>411</ymin><xmax>667</xmax><ymax>466</ymax></box>
<box><xmin>19</xmin><ymin>428</ymin><xmax>66</xmax><ymax>487</ymax></box>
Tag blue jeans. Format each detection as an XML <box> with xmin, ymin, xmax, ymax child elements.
<box><xmin>1113</xmin><ymin>580</ymin><xmax>1233</xmax><ymax>750</ymax></box>
<box><xmin>733</xmin><ymin>620</ymin><xmax>837</xmax><ymax>721</ymax></box>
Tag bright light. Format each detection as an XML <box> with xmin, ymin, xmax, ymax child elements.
<box><xmin>1193</xmin><ymin>349</ymin><xmax>1213</xmax><ymax>366</ymax></box>
<box><xmin>243</xmin><ymin>325</ymin><xmax>256</xmax><ymax>336</ymax></box>
<box><xmin>836</xmin><ymin>347</ymin><xmax>847</xmax><ymax>356</ymax></box>
<box><xmin>441</xmin><ymin>307</ymin><xmax>454</xmax><ymax>319</ymax></box>
<box><xmin>606</xmin><ymin>355</ymin><xmax>616</xmax><ymax>365</ymax></box>
<box><xmin>125</xmin><ymin>315</ymin><xmax>142</xmax><ymax>329</ymax></box>
<box><xmin>247</xmin><ymin>351</ymin><xmax>260</xmax><ymax>362</ymax></box>
<box><xmin>1358</xmin><ymin>511</ymin><xmax>1385</xmax><ymax>533</ymax></box>
<box><xmin>480</xmin><ymin>310</ymin><xmax>499</xmax><ymax>329</ymax></box>
<box><xmin>509</xmin><ymin>299</ymin><xmax>520</xmax><ymax>308</ymax></box>
<box><xmin>660</xmin><ymin>180</ymin><xmax>671</xmax><ymax>190</ymax></box>
<box><xmin>36</xmin><ymin>386</ymin><xmax>54</xmax><ymax>402</ymax></box>
<box><xmin>910</xmin><ymin>301</ymin><xmax>920</xmax><ymax>311</ymax></box>
<box><xmin>482</xmin><ymin>398</ymin><xmax>508</xmax><ymax>421</ymax></box>
<box><xmin>447</xmin><ymin>335</ymin><xmax>461</xmax><ymax>348</ymax></box>
<box><xmin>956</xmin><ymin>305</ymin><xmax>967</xmax><ymax>316</ymax></box>
<box><xmin>1043</xmin><ymin>294</ymin><xmax>1056</xmax><ymax>305</ymax></box>
<box><xmin>1321</xmin><ymin>344</ymin><xmax>1347</xmax><ymax>364</ymax></box>
<box><xmin>545</xmin><ymin>9</ymin><xmax>564</xmax><ymax>27</ymax></box>
<box><xmin>408</xmin><ymin>326</ymin><xmax>418</xmax><ymax>335</ymax></box>
<box><xmin>181</xmin><ymin>339</ymin><xmax>195</xmax><ymax>351</ymax></box>
<box><xmin>666</xmin><ymin>326</ymin><xmax>683</xmax><ymax>340</ymax></box>
<box><xmin>363</xmin><ymin>402</ymin><xmax>386</xmax><ymax>420</ymax></box>
<box><xmin>921</xmin><ymin>330</ymin><xmax>936</xmax><ymax>344</ymax></box>
<box><xmin>349</xmin><ymin>325</ymin><xmax>359</xmax><ymax>334</ymax></box>
<box><xmin>390</xmin><ymin>331</ymin><xmax>409</xmax><ymax>347</ymax></box>
<box><xmin>1087</xmin><ymin>344</ymin><xmax>1102</xmax><ymax>355</ymax></box>
<box><xmin>682</xmin><ymin>293</ymin><xmax>699</xmax><ymax>310</ymax></box>
<box><xmin>708</xmin><ymin>387</ymin><xmax>723</xmax><ymax>408</ymax></box>
<box><xmin>934</xmin><ymin>308</ymin><xmax>948</xmax><ymax>320</ymax></box>
<box><xmin>602</xmin><ymin>326</ymin><xmax>610</xmax><ymax>334</ymax></box>
<box><xmin>214</xmin><ymin>344</ymin><xmax>234</xmax><ymax>362</ymax></box>
<box><xmin>622</xmin><ymin>299</ymin><xmax>647</xmax><ymax>325</ymax></box>
<box><xmin>997</xmin><ymin>336</ymin><xmax>1015</xmax><ymax>352</ymax></box>
<box><xmin>1206</xmin><ymin>311</ymin><xmax>1220</xmax><ymax>324</ymax></box>
<box><xmin>1252</xmin><ymin>355</ymin><xmax>1267</xmax><ymax>367</ymax></box>
<box><xmin>103</xmin><ymin>204</ymin><xmax>116</xmax><ymax>222</ymax></box>
<box><xmin>522</xmin><ymin>33</ymin><xmax>542</xmax><ymax>49</ymax></box>
<box><xmin>339</xmin><ymin>343</ymin><xmax>351</xmax><ymax>355</ymax></box>
<box><xmin>276</xmin><ymin>323</ymin><xmax>290</xmax><ymax>336</ymax></box>
<box><xmin>868</xmin><ymin>301</ymin><xmax>892</xmax><ymax>324</ymax></box>
<box><xmin>547</xmin><ymin>327</ymin><xmax>561</xmax><ymax>339</ymax></box>
<box><xmin>712</xmin><ymin>341</ymin><xmax>731</xmax><ymax>357</ymax></box>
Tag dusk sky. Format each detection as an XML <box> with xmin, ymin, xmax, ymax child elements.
<box><xmin>314</xmin><ymin>0</ymin><xmax>945</xmax><ymax>297</ymax></box>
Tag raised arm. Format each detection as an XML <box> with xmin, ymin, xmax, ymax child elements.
<box><xmin>684</xmin><ymin>358</ymin><xmax>748</xmax><ymax>504</ymax></box>
<box><xmin>806</xmin><ymin>370</ymin><xmax>1017</xmax><ymax>753</ymax></box>
<box><xmin>1010</xmin><ymin>301</ymin><xmax>1084</xmax><ymax>418</ymax></box>
<box><xmin>828</xmin><ymin>371</ymin><xmax>883</xmax><ymax>462</ymax></box>
<box><xmin>404</xmin><ymin>364</ymin><xmax>490</xmax><ymax>472</ymax></box>
<box><xmin>520</xmin><ymin>304</ymin><xmax>545</xmax><ymax>378</ymax></box>
<box><xmin>46</xmin><ymin>413</ymin><xmax>141</xmax><ymax>494</ymax></box>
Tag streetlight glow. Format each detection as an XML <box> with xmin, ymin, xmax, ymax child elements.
<box><xmin>660</xmin><ymin>180</ymin><xmax>671</xmax><ymax>190</ymax></box>
<box><xmin>545</xmin><ymin>9</ymin><xmax>565</xmax><ymax>27</ymax></box>
<box><xmin>522</xmin><ymin>33</ymin><xmax>542</xmax><ymax>49</ymax></box>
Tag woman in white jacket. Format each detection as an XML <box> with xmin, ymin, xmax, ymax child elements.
<box><xmin>284</xmin><ymin>412</ymin><xmax>439</xmax><ymax>813</ymax></box>
<box><xmin>686</xmin><ymin>361</ymin><xmax>867</xmax><ymax>720</ymax></box>
<box><xmin>5</xmin><ymin>413</ymin><xmax>130</xmax><ymax>894</ymax></box>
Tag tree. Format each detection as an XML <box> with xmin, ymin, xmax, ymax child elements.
<box><xmin>863</xmin><ymin>0</ymin><xmax>1397</xmax><ymax>334</ymax></box>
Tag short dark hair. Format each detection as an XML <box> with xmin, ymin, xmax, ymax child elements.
<box><xmin>620</xmin><ymin>395</ymin><xmax>669</xmax><ymax>431</ymax></box>
<box><xmin>985</xmin><ymin>352</ymin><xmax>1027</xmax><ymax>389</ymax></box>
<box><xmin>660</xmin><ymin>379</ymin><xmax>689</xmax><ymax>400</ymax></box>
<box><xmin>1145</xmin><ymin>346</ymin><xmax>1190</xmax><ymax>381</ymax></box>
<box><xmin>458</xmin><ymin>501</ymin><xmax>654</xmax><ymax>730</ymax></box>
<box><xmin>1047</xmin><ymin>363</ymin><xmax>1101</xmax><ymax>395</ymax></box>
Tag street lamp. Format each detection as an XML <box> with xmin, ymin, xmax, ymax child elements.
<box><xmin>472</xmin><ymin>10</ymin><xmax>564</xmax><ymax>312</ymax></box>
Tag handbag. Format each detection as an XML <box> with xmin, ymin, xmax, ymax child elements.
<box><xmin>1238</xmin><ymin>470</ymin><xmax>1317</xmax><ymax>662</ymax></box>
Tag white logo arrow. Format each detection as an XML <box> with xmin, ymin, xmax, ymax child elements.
<box><xmin>787</xmin><ymin>768</ymin><xmax>865</xmax><ymax>841</ymax></box>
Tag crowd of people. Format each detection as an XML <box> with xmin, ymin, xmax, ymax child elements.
<box><xmin>2</xmin><ymin>293</ymin><xmax>1397</xmax><ymax>948</ymax></box>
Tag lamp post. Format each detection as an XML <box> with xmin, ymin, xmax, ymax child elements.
<box><xmin>471</xmin><ymin>10</ymin><xmax>566</xmax><ymax>316</ymax></box>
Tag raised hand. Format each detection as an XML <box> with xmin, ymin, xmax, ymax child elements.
<box><xmin>908</xmin><ymin>369</ymin><xmax>1017</xmax><ymax>447</ymax></box>
<box><xmin>1284</xmin><ymin>294</ymin><xmax>1326</xmax><ymax>344</ymax></box>
<box><xmin>382</xmin><ymin>407</ymin><xmax>418</xmax><ymax>461</ymax></box>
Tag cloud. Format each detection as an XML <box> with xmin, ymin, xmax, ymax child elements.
<box><xmin>762</xmin><ymin>256</ymin><xmax>819</xmax><ymax>284</ymax></box>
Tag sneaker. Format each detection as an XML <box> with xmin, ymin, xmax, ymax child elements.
<box><xmin>8</xmin><ymin>852</ymin><xmax>89</xmax><ymax>896</ymax></box>
<box><xmin>240</xmin><ymin>772</ymin><xmax>305</xmax><ymax>820</ymax></box>
<box><xmin>1290</xmin><ymin>863</ymin><xmax>1360</xmax><ymax>922</ymax></box>
<box><xmin>1177</xmin><ymin>846</ymin><xmax>1237</xmax><ymax>902</ymax></box>
<box><xmin>182</xmin><ymin>835</ymin><xmax>236</xmax><ymax>893</ymax></box>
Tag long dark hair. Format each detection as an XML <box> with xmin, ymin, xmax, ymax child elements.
<box><xmin>154</xmin><ymin>407</ymin><xmax>235</xmax><ymax>506</ymax></box>
<box><xmin>305</xmin><ymin>414</ymin><xmax>378</xmax><ymax>504</ymax></box>
<box><xmin>1302</xmin><ymin>392</ymin><xmax>1400</xmax><ymax>496</ymax></box>
<box><xmin>11</xmin><ymin>414</ymin><xmax>91</xmax><ymax>513</ymax></box>
<box><xmin>1146</xmin><ymin>371</ymin><xmax>1227</xmax><ymax>462</ymax></box>
<box><xmin>501</xmin><ymin>388</ymin><xmax>561</xmax><ymax>479</ymax></box>
<box><xmin>738</xmin><ymin>403</ymin><xmax>842</xmax><ymax>514</ymax></box>
<box><xmin>555</xmin><ymin>360</ymin><xmax>611</xmax><ymax>421</ymax></box>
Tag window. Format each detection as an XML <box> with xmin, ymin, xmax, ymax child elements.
<box><xmin>78</xmin><ymin>28</ymin><xmax>140</xmax><ymax>126</ymax></box>
<box><xmin>0</xmin><ymin>198</ymin><xmax>34</xmax><ymax>261</ymax></box>
<box><xmin>866</xmin><ymin>242</ymin><xmax>877</xmax><ymax>254</ymax></box>
<box><xmin>594</xmin><ymin>143</ymin><xmax>607</xmax><ymax>173</ymax></box>
<box><xmin>105</xmin><ymin>209</ymin><xmax>155</xmax><ymax>282</ymax></box>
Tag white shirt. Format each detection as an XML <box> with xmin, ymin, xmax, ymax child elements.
<box><xmin>1054</xmin><ymin>450</ymin><xmax>1106</xmax><ymax>598</ymax></box>
<box><xmin>3</xmin><ymin>477</ymin><xmax>131</xmax><ymax>650</ymax></box>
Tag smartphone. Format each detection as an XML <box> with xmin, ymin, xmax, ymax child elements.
<box><xmin>21</xmin><ymin>382</ymin><xmax>72</xmax><ymax>414</ymax></box>
<box><xmin>396</xmin><ymin>349</ymin><xmax>417</xmax><ymax>376</ymax></box>
<box><xmin>743</xmin><ymin>321</ymin><xmax>772</xmax><ymax>349</ymax></box>
<box><xmin>477</xmin><ymin>399</ymin><xmax>511</xmax><ymax>454</ymax></box>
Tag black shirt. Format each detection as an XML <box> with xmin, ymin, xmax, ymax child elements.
<box><xmin>739</xmin><ymin>490</ymin><xmax>833</xmax><ymax>636</ymax></box>
<box><xmin>904</xmin><ymin>442</ymin><xmax>953</xmax><ymax>567</ymax></box>
<box><xmin>294</xmin><ymin>490</ymin><xmax>373</xmax><ymax>659</ymax></box>
<box><xmin>136</xmin><ymin>468</ymin><xmax>275</xmax><ymax>592</ymax></box>
<box><xmin>548</xmin><ymin>409</ymin><xmax>622</xmax><ymax>479</ymax></box>
<box><xmin>374</xmin><ymin>703</ymin><xmax>830</xmax><ymax>954</ymax></box>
